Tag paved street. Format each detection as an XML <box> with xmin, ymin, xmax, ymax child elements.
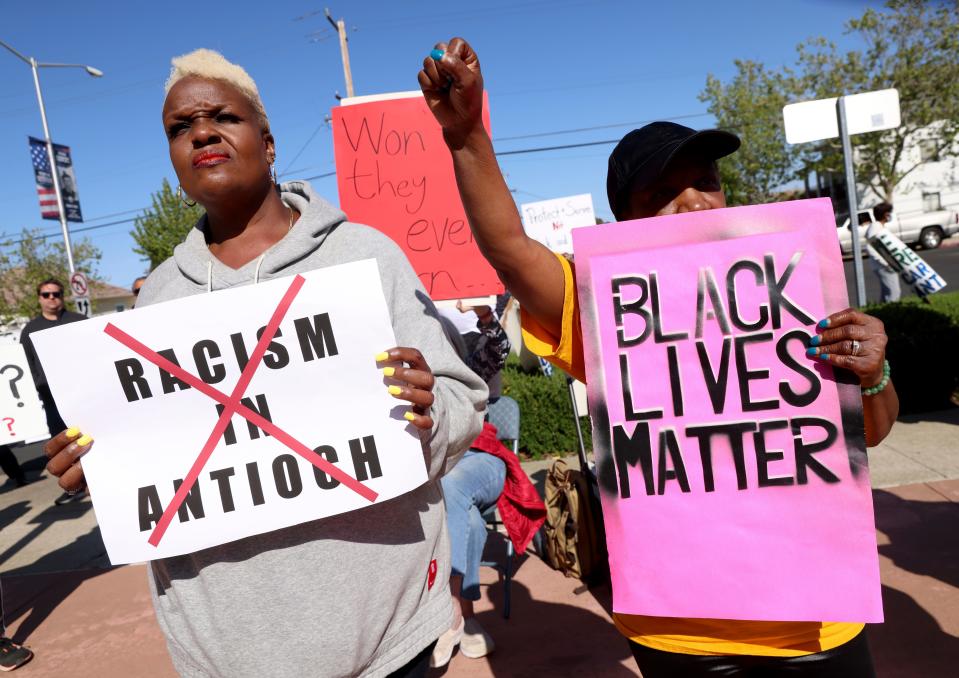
<box><xmin>2</xmin><ymin>407</ymin><xmax>958</xmax><ymax>677</ymax></box>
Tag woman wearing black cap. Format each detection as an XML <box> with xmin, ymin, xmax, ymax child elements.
<box><xmin>419</xmin><ymin>37</ymin><xmax>896</xmax><ymax>677</ymax></box>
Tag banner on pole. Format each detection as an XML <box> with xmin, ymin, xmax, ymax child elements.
<box><xmin>572</xmin><ymin>198</ymin><xmax>882</xmax><ymax>623</ymax></box>
<box><xmin>32</xmin><ymin>260</ymin><xmax>428</xmax><ymax>564</ymax></box>
<box><xmin>332</xmin><ymin>92</ymin><xmax>503</xmax><ymax>301</ymax></box>
<box><xmin>0</xmin><ymin>344</ymin><xmax>49</xmax><ymax>444</ymax></box>
<box><xmin>28</xmin><ymin>136</ymin><xmax>83</xmax><ymax>223</ymax></box>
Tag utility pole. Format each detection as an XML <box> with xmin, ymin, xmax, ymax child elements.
<box><xmin>325</xmin><ymin>8</ymin><xmax>354</xmax><ymax>98</ymax></box>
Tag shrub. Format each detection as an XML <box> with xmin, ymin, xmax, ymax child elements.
<box><xmin>866</xmin><ymin>291</ymin><xmax>959</xmax><ymax>414</ymax></box>
<box><xmin>500</xmin><ymin>358</ymin><xmax>592</xmax><ymax>459</ymax></box>
<box><xmin>925</xmin><ymin>289</ymin><xmax>959</xmax><ymax>323</ymax></box>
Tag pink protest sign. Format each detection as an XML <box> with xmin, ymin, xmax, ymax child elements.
<box><xmin>572</xmin><ymin>198</ymin><xmax>882</xmax><ymax>623</ymax></box>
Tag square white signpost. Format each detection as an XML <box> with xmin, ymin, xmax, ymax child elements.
<box><xmin>782</xmin><ymin>88</ymin><xmax>902</xmax><ymax>306</ymax></box>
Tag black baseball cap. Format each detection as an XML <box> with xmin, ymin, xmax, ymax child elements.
<box><xmin>606</xmin><ymin>121</ymin><xmax>741</xmax><ymax>219</ymax></box>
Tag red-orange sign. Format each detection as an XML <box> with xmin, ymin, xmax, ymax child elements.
<box><xmin>332</xmin><ymin>94</ymin><xmax>503</xmax><ymax>300</ymax></box>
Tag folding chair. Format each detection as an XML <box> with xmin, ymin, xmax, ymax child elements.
<box><xmin>481</xmin><ymin>395</ymin><xmax>520</xmax><ymax>618</ymax></box>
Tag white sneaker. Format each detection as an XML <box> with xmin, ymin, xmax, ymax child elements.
<box><xmin>429</xmin><ymin>616</ymin><xmax>464</xmax><ymax>668</ymax></box>
<box><xmin>460</xmin><ymin>618</ymin><xmax>495</xmax><ymax>658</ymax></box>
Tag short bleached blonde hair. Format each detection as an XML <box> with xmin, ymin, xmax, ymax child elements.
<box><xmin>164</xmin><ymin>48</ymin><xmax>269</xmax><ymax>130</ymax></box>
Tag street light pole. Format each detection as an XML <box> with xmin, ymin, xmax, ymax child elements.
<box><xmin>29</xmin><ymin>56</ymin><xmax>75</xmax><ymax>275</ymax></box>
<box><xmin>0</xmin><ymin>39</ymin><xmax>102</xmax><ymax>277</ymax></box>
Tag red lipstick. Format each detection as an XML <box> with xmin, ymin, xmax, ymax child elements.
<box><xmin>193</xmin><ymin>151</ymin><xmax>230</xmax><ymax>168</ymax></box>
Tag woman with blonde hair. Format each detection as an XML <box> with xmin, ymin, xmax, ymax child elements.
<box><xmin>44</xmin><ymin>49</ymin><xmax>487</xmax><ymax>677</ymax></box>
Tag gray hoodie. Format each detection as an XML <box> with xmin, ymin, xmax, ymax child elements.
<box><xmin>136</xmin><ymin>181</ymin><xmax>487</xmax><ymax>677</ymax></box>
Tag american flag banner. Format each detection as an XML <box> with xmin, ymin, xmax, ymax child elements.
<box><xmin>28</xmin><ymin>136</ymin><xmax>83</xmax><ymax>223</ymax></box>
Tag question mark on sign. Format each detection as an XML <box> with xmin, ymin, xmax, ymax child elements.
<box><xmin>0</xmin><ymin>364</ymin><xmax>25</xmax><ymax>407</ymax></box>
<box><xmin>2</xmin><ymin>417</ymin><xmax>14</xmax><ymax>437</ymax></box>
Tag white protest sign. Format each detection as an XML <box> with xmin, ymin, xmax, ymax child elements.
<box><xmin>868</xmin><ymin>230</ymin><xmax>947</xmax><ymax>296</ymax></box>
<box><xmin>0</xmin><ymin>344</ymin><xmax>49</xmax><ymax>444</ymax></box>
<box><xmin>520</xmin><ymin>194</ymin><xmax>596</xmax><ymax>253</ymax></box>
<box><xmin>32</xmin><ymin>259</ymin><xmax>428</xmax><ymax>564</ymax></box>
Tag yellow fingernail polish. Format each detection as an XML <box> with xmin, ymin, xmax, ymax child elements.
<box><xmin>65</xmin><ymin>427</ymin><xmax>80</xmax><ymax>438</ymax></box>
<box><xmin>388</xmin><ymin>385</ymin><xmax>402</xmax><ymax>396</ymax></box>
<box><xmin>375</xmin><ymin>351</ymin><xmax>389</xmax><ymax>362</ymax></box>
<box><xmin>383</xmin><ymin>367</ymin><xmax>395</xmax><ymax>377</ymax></box>
<box><xmin>404</xmin><ymin>411</ymin><xmax>415</xmax><ymax>422</ymax></box>
<box><xmin>77</xmin><ymin>434</ymin><xmax>93</xmax><ymax>447</ymax></box>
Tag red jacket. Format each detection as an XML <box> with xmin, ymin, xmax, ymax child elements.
<box><xmin>470</xmin><ymin>422</ymin><xmax>546</xmax><ymax>554</ymax></box>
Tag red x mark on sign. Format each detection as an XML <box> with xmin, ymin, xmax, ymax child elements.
<box><xmin>103</xmin><ymin>274</ymin><xmax>378</xmax><ymax>548</ymax></box>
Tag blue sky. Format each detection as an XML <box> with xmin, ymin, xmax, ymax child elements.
<box><xmin>0</xmin><ymin>0</ymin><xmax>883</xmax><ymax>286</ymax></box>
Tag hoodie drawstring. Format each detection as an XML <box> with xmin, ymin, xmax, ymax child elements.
<box><xmin>253</xmin><ymin>253</ymin><xmax>266</xmax><ymax>285</ymax></box>
<box><xmin>206</xmin><ymin>253</ymin><xmax>266</xmax><ymax>292</ymax></box>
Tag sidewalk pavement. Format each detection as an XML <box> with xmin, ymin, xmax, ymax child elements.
<box><xmin>2</xmin><ymin>408</ymin><xmax>958</xmax><ymax>677</ymax></box>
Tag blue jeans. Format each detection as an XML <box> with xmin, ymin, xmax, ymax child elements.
<box><xmin>441</xmin><ymin>450</ymin><xmax>506</xmax><ymax>601</ymax></box>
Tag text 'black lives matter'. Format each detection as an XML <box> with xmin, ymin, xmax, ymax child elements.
<box><xmin>607</xmin><ymin>251</ymin><xmax>841</xmax><ymax>499</ymax></box>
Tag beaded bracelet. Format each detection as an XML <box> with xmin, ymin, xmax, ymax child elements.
<box><xmin>862</xmin><ymin>360</ymin><xmax>891</xmax><ymax>396</ymax></box>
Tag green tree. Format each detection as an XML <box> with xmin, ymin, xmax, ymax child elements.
<box><xmin>700</xmin><ymin>61</ymin><xmax>798</xmax><ymax>205</ymax></box>
<box><xmin>131</xmin><ymin>178</ymin><xmax>203</xmax><ymax>269</ymax></box>
<box><xmin>794</xmin><ymin>0</ymin><xmax>959</xmax><ymax>203</ymax></box>
<box><xmin>700</xmin><ymin>0</ymin><xmax>959</xmax><ymax>205</ymax></box>
<box><xmin>0</xmin><ymin>229</ymin><xmax>101</xmax><ymax>322</ymax></box>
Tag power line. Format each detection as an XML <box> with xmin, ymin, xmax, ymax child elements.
<box><xmin>0</xmin><ymin>130</ymin><xmax>653</xmax><ymax>244</ymax></box>
<box><xmin>496</xmin><ymin>139</ymin><xmax>621</xmax><ymax>156</ymax></box>
<box><xmin>84</xmin><ymin>207</ymin><xmax>147</xmax><ymax>222</ymax></box>
<box><xmin>280</xmin><ymin>120</ymin><xmax>328</xmax><ymax>176</ymax></box>
<box><xmin>301</xmin><ymin>170</ymin><xmax>337</xmax><ymax>181</ymax></box>
<box><xmin>0</xmin><ymin>207</ymin><xmax>145</xmax><ymax>239</ymax></box>
<box><xmin>1</xmin><ymin>216</ymin><xmax>138</xmax><ymax>247</ymax></box>
<box><xmin>493</xmin><ymin>113</ymin><xmax>711</xmax><ymax>142</ymax></box>
<box><xmin>359</xmin><ymin>0</ymin><xmax>599</xmax><ymax>30</ymax></box>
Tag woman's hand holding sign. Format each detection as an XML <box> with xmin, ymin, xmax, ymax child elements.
<box><xmin>377</xmin><ymin>347</ymin><xmax>436</xmax><ymax>431</ymax></box>
<box><xmin>45</xmin><ymin>427</ymin><xmax>92</xmax><ymax>494</ymax></box>
<box><xmin>807</xmin><ymin>309</ymin><xmax>886</xmax><ymax>384</ymax></box>
<box><xmin>806</xmin><ymin>309</ymin><xmax>898</xmax><ymax>447</ymax></box>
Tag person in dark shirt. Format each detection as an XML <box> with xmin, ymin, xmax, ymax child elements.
<box><xmin>19</xmin><ymin>278</ymin><xmax>85</xmax><ymax>503</ymax></box>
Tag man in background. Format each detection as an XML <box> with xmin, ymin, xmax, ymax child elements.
<box><xmin>19</xmin><ymin>278</ymin><xmax>85</xmax><ymax>503</ymax></box>
<box><xmin>865</xmin><ymin>202</ymin><xmax>901</xmax><ymax>303</ymax></box>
